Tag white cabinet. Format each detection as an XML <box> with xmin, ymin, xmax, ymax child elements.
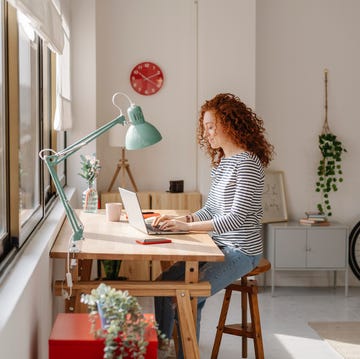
<box><xmin>266</xmin><ymin>222</ymin><xmax>349</xmax><ymax>296</ymax></box>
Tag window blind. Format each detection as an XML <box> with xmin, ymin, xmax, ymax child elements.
<box><xmin>6</xmin><ymin>0</ymin><xmax>64</xmax><ymax>54</ymax></box>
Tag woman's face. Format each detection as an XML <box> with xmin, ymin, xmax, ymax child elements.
<box><xmin>203</xmin><ymin>110</ymin><xmax>228</xmax><ymax>149</ymax></box>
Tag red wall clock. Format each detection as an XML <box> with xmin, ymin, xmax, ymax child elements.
<box><xmin>130</xmin><ymin>62</ymin><xmax>164</xmax><ymax>96</ymax></box>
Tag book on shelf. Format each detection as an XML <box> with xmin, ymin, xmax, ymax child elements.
<box><xmin>304</xmin><ymin>211</ymin><xmax>327</xmax><ymax>221</ymax></box>
<box><xmin>299</xmin><ymin>218</ymin><xmax>330</xmax><ymax>226</ymax></box>
<box><xmin>305</xmin><ymin>211</ymin><xmax>324</xmax><ymax>216</ymax></box>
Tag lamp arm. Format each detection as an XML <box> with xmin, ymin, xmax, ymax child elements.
<box><xmin>40</xmin><ymin>115</ymin><xmax>127</xmax><ymax>246</ymax></box>
<box><xmin>55</xmin><ymin>115</ymin><xmax>127</xmax><ymax>161</ymax></box>
<box><xmin>45</xmin><ymin>155</ymin><xmax>84</xmax><ymax>243</ymax></box>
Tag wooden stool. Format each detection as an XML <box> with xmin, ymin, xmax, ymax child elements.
<box><xmin>211</xmin><ymin>258</ymin><xmax>271</xmax><ymax>359</ymax></box>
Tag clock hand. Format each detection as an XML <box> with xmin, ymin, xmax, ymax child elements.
<box><xmin>138</xmin><ymin>72</ymin><xmax>159</xmax><ymax>87</ymax></box>
<box><xmin>137</xmin><ymin>72</ymin><xmax>146</xmax><ymax>79</ymax></box>
<box><xmin>146</xmin><ymin>71</ymin><xmax>161</xmax><ymax>80</ymax></box>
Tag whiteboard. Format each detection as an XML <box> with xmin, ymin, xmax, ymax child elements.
<box><xmin>262</xmin><ymin>170</ymin><xmax>288</xmax><ymax>223</ymax></box>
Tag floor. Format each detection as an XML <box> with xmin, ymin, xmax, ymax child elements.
<box><xmin>198</xmin><ymin>286</ymin><xmax>360</xmax><ymax>359</ymax></box>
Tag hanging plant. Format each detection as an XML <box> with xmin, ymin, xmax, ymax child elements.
<box><xmin>315</xmin><ymin>69</ymin><xmax>347</xmax><ymax>216</ymax></box>
<box><xmin>316</xmin><ymin>133</ymin><xmax>346</xmax><ymax>216</ymax></box>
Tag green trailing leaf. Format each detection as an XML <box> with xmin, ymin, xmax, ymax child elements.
<box><xmin>315</xmin><ymin>133</ymin><xmax>346</xmax><ymax>216</ymax></box>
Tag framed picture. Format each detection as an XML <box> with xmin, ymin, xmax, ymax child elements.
<box><xmin>262</xmin><ymin>170</ymin><xmax>288</xmax><ymax>223</ymax></box>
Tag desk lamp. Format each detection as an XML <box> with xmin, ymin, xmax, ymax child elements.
<box><xmin>39</xmin><ymin>92</ymin><xmax>162</xmax><ymax>252</ymax></box>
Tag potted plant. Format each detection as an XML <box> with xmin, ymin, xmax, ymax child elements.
<box><xmin>97</xmin><ymin>259</ymin><xmax>126</xmax><ymax>281</ymax></box>
<box><xmin>81</xmin><ymin>283</ymin><xmax>166</xmax><ymax>359</ymax></box>
<box><xmin>78</xmin><ymin>155</ymin><xmax>123</xmax><ymax>278</ymax></box>
<box><xmin>78</xmin><ymin>154</ymin><xmax>101</xmax><ymax>213</ymax></box>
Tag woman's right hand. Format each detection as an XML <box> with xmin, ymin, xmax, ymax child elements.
<box><xmin>152</xmin><ymin>214</ymin><xmax>175</xmax><ymax>227</ymax></box>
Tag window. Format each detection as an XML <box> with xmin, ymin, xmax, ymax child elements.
<box><xmin>42</xmin><ymin>48</ymin><xmax>56</xmax><ymax>204</ymax></box>
<box><xmin>0</xmin><ymin>1</ymin><xmax>66</xmax><ymax>272</ymax></box>
<box><xmin>18</xmin><ymin>13</ymin><xmax>42</xmax><ymax>244</ymax></box>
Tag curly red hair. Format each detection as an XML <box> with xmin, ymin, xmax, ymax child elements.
<box><xmin>197</xmin><ymin>93</ymin><xmax>274</xmax><ymax>167</ymax></box>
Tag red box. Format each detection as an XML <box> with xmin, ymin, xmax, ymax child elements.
<box><xmin>49</xmin><ymin>313</ymin><xmax>158</xmax><ymax>359</ymax></box>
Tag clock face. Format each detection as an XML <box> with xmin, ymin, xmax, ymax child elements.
<box><xmin>130</xmin><ymin>62</ymin><xmax>164</xmax><ymax>96</ymax></box>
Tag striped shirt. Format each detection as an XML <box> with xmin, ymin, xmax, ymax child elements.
<box><xmin>194</xmin><ymin>152</ymin><xmax>264</xmax><ymax>255</ymax></box>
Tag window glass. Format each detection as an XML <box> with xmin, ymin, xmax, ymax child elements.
<box><xmin>55</xmin><ymin>27</ymin><xmax>70</xmax><ymax>185</ymax></box>
<box><xmin>42</xmin><ymin>47</ymin><xmax>55</xmax><ymax>204</ymax></box>
<box><xmin>17</xmin><ymin>13</ymin><xmax>42</xmax><ymax>243</ymax></box>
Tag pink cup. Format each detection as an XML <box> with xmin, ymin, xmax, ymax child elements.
<box><xmin>105</xmin><ymin>203</ymin><xmax>122</xmax><ymax>222</ymax></box>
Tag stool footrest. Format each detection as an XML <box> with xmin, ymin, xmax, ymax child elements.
<box><xmin>223</xmin><ymin>323</ymin><xmax>255</xmax><ymax>338</ymax></box>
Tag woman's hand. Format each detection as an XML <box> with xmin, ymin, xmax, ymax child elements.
<box><xmin>159</xmin><ymin>219</ymin><xmax>190</xmax><ymax>232</ymax></box>
<box><xmin>152</xmin><ymin>214</ymin><xmax>175</xmax><ymax>227</ymax></box>
<box><xmin>152</xmin><ymin>215</ymin><xmax>189</xmax><ymax>232</ymax></box>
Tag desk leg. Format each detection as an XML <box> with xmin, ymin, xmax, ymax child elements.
<box><xmin>185</xmin><ymin>261</ymin><xmax>199</xmax><ymax>322</ymax></box>
<box><xmin>176</xmin><ymin>289</ymin><xmax>200</xmax><ymax>359</ymax></box>
<box><xmin>64</xmin><ymin>259</ymin><xmax>93</xmax><ymax>313</ymax></box>
<box><xmin>79</xmin><ymin>259</ymin><xmax>92</xmax><ymax>280</ymax></box>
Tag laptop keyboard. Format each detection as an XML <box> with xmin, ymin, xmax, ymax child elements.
<box><xmin>146</xmin><ymin>223</ymin><xmax>171</xmax><ymax>233</ymax></box>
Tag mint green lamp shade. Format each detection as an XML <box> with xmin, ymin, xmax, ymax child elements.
<box><xmin>125</xmin><ymin>105</ymin><xmax>162</xmax><ymax>150</ymax></box>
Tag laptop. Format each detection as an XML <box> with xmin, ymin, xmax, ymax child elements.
<box><xmin>118</xmin><ymin>187</ymin><xmax>189</xmax><ymax>235</ymax></box>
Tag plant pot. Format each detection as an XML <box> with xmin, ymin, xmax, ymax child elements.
<box><xmin>96</xmin><ymin>301</ymin><xmax>111</xmax><ymax>329</ymax></box>
<box><xmin>97</xmin><ymin>260</ymin><xmax>126</xmax><ymax>280</ymax></box>
<box><xmin>82</xmin><ymin>182</ymin><xmax>98</xmax><ymax>213</ymax></box>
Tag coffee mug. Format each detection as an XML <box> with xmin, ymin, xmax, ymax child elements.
<box><xmin>105</xmin><ymin>202</ymin><xmax>122</xmax><ymax>222</ymax></box>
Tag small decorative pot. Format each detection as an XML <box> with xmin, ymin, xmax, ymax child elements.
<box><xmin>82</xmin><ymin>182</ymin><xmax>98</xmax><ymax>213</ymax></box>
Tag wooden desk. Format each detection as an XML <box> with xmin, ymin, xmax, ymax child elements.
<box><xmin>50</xmin><ymin>210</ymin><xmax>224</xmax><ymax>359</ymax></box>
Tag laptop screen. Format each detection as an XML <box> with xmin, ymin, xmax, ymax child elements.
<box><xmin>118</xmin><ymin>187</ymin><xmax>148</xmax><ymax>234</ymax></box>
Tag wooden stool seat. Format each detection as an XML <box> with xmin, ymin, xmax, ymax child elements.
<box><xmin>211</xmin><ymin>258</ymin><xmax>271</xmax><ymax>359</ymax></box>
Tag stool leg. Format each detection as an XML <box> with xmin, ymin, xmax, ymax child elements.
<box><xmin>172</xmin><ymin>324</ymin><xmax>179</xmax><ymax>357</ymax></box>
<box><xmin>211</xmin><ymin>288</ymin><xmax>233</xmax><ymax>359</ymax></box>
<box><xmin>241</xmin><ymin>278</ymin><xmax>248</xmax><ymax>358</ymax></box>
<box><xmin>248</xmin><ymin>282</ymin><xmax>264</xmax><ymax>359</ymax></box>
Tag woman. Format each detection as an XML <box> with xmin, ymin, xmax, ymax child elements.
<box><xmin>154</xmin><ymin>93</ymin><xmax>274</xmax><ymax>358</ymax></box>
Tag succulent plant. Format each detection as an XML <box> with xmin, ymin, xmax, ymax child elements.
<box><xmin>81</xmin><ymin>283</ymin><xmax>165</xmax><ymax>358</ymax></box>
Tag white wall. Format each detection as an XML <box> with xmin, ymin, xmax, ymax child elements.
<box><xmin>256</xmin><ymin>0</ymin><xmax>360</xmax><ymax>285</ymax></box>
<box><xmin>67</xmin><ymin>0</ymin><xmax>97</xmax><ymax>204</ymax></box>
<box><xmin>69</xmin><ymin>0</ymin><xmax>255</xmax><ymax>204</ymax></box>
<box><xmin>257</xmin><ymin>0</ymin><xmax>360</xmax><ymax>225</ymax></box>
<box><xmin>94</xmin><ymin>0</ymin><xmax>255</xmax><ymax>197</ymax></box>
<box><xmin>197</xmin><ymin>0</ymin><xmax>255</xmax><ymax>196</ymax></box>
<box><xmin>95</xmin><ymin>0</ymin><xmax>198</xmax><ymax>195</ymax></box>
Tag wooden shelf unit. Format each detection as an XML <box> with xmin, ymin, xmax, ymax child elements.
<box><xmin>101</xmin><ymin>191</ymin><xmax>202</xmax><ymax>212</ymax></box>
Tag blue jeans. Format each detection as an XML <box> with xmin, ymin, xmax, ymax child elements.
<box><xmin>155</xmin><ymin>246</ymin><xmax>262</xmax><ymax>359</ymax></box>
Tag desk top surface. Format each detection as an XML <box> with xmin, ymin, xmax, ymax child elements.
<box><xmin>50</xmin><ymin>210</ymin><xmax>224</xmax><ymax>262</ymax></box>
